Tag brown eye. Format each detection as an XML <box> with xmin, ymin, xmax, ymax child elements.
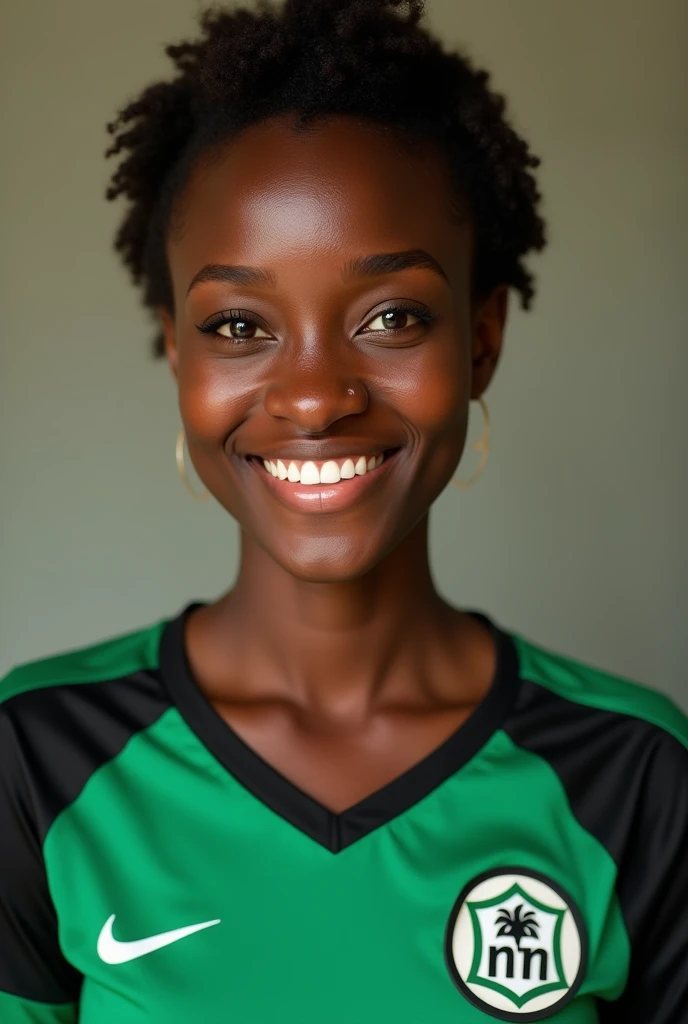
<box><xmin>217</xmin><ymin>319</ymin><xmax>270</xmax><ymax>340</ymax></box>
<box><xmin>363</xmin><ymin>309</ymin><xmax>422</xmax><ymax>332</ymax></box>
<box><xmin>382</xmin><ymin>310</ymin><xmax>408</xmax><ymax>329</ymax></box>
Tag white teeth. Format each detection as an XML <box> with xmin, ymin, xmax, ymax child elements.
<box><xmin>320</xmin><ymin>460</ymin><xmax>341</xmax><ymax>484</ymax></box>
<box><xmin>261</xmin><ymin>453</ymin><xmax>387</xmax><ymax>484</ymax></box>
<box><xmin>300</xmin><ymin>461</ymin><xmax>320</xmax><ymax>485</ymax></box>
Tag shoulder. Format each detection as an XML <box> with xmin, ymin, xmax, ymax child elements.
<box><xmin>0</xmin><ymin>614</ymin><xmax>174</xmax><ymax>843</ymax></box>
<box><xmin>508</xmin><ymin>626</ymin><xmax>688</xmax><ymax>752</ymax></box>
<box><xmin>0</xmin><ymin>615</ymin><xmax>169</xmax><ymax>708</ymax></box>
<box><xmin>502</xmin><ymin>625</ymin><xmax>688</xmax><ymax>898</ymax></box>
<box><xmin>503</xmin><ymin>633</ymin><xmax>688</xmax><ymax>1015</ymax></box>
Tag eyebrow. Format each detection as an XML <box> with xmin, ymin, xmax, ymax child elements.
<box><xmin>186</xmin><ymin>248</ymin><xmax>449</xmax><ymax>295</ymax></box>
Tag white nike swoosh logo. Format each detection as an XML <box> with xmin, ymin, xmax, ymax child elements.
<box><xmin>97</xmin><ymin>913</ymin><xmax>221</xmax><ymax>964</ymax></box>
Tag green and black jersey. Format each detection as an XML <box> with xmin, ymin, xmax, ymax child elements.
<box><xmin>2</xmin><ymin>603</ymin><xmax>687</xmax><ymax>1023</ymax></box>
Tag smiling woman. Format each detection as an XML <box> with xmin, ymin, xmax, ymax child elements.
<box><xmin>1</xmin><ymin>1</ymin><xmax>687</xmax><ymax>1023</ymax></box>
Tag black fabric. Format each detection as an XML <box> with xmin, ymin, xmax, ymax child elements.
<box><xmin>0</xmin><ymin>672</ymin><xmax>169</xmax><ymax>1003</ymax></box>
<box><xmin>0</xmin><ymin>707</ymin><xmax>82</xmax><ymax>1004</ymax></box>
<box><xmin>3</xmin><ymin>671</ymin><xmax>169</xmax><ymax>841</ymax></box>
<box><xmin>159</xmin><ymin>602</ymin><xmax>522</xmax><ymax>853</ymax></box>
<box><xmin>505</xmin><ymin>680</ymin><xmax>688</xmax><ymax>1024</ymax></box>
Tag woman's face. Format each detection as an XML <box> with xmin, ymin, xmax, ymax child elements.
<box><xmin>161</xmin><ymin>114</ymin><xmax>507</xmax><ymax>582</ymax></box>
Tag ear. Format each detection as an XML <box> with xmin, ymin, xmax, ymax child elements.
<box><xmin>157</xmin><ymin>307</ymin><xmax>179</xmax><ymax>380</ymax></box>
<box><xmin>470</xmin><ymin>285</ymin><xmax>509</xmax><ymax>400</ymax></box>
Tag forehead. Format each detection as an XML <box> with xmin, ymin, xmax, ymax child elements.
<box><xmin>167</xmin><ymin>114</ymin><xmax>470</xmax><ymax>289</ymax></box>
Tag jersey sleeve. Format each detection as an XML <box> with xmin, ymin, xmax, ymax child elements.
<box><xmin>0</xmin><ymin>704</ymin><xmax>81</xmax><ymax>1023</ymax></box>
<box><xmin>597</xmin><ymin>724</ymin><xmax>688</xmax><ymax>1023</ymax></box>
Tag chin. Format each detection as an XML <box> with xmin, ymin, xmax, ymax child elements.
<box><xmin>262</xmin><ymin>532</ymin><xmax>392</xmax><ymax>584</ymax></box>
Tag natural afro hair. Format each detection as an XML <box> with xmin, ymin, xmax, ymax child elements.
<box><xmin>105</xmin><ymin>0</ymin><xmax>546</xmax><ymax>358</ymax></box>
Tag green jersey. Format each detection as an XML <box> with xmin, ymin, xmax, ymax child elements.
<box><xmin>1</xmin><ymin>602</ymin><xmax>687</xmax><ymax>1022</ymax></box>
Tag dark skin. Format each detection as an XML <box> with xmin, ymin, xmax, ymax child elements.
<box><xmin>159</xmin><ymin>113</ymin><xmax>508</xmax><ymax>813</ymax></box>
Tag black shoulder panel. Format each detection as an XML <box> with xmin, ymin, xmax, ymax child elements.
<box><xmin>0</xmin><ymin>671</ymin><xmax>169</xmax><ymax>1003</ymax></box>
<box><xmin>4</xmin><ymin>668</ymin><xmax>170</xmax><ymax>841</ymax></box>
<box><xmin>505</xmin><ymin>679</ymin><xmax>688</xmax><ymax>1022</ymax></box>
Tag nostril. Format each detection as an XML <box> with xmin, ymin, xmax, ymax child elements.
<box><xmin>263</xmin><ymin>378</ymin><xmax>368</xmax><ymax>432</ymax></box>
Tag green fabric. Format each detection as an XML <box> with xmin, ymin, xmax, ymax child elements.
<box><xmin>510</xmin><ymin>630</ymin><xmax>688</xmax><ymax>750</ymax></box>
<box><xmin>43</xmin><ymin>710</ymin><xmax>628</xmax><ymax>1023</ymax></box>
<box><xmin>0</xmin><ymin>620</ymin><xmax>166</xmax><ymax>704</ymax></box>
<box><xmin>0</xmin><ymin>991</ymin><xmax>77</xmax><ymax>1024</ymax></box>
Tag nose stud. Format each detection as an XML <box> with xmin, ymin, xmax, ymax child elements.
<box><xmin>345</xmin><ymin>382</ymin><xmax>368</xmax><ymax>408</ymax></box>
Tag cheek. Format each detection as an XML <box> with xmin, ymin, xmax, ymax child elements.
<box><xmin>382</xmin><ymin>335</ymin><xmax>470</xmax><ymax>441</ymax></box>
<box><xmin>388</xmin><ymin>335</ymin><xmax>473</xmax><ymax>505</ymax></box>
<box><xmin>177</xmin><ymin>353</ymin><xmax>254</xmax><ymax>443</ymax></box>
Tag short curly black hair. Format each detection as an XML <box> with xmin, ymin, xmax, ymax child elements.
<box><xmin>105</xmin><ymin>0</ymin><xmax>546</xmax><ymax>359</ymax></box>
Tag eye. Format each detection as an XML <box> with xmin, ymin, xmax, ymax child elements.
<box><xmin>360</xmin><ymin>304</ymin><xmax>437</xmax><ymax>334</ymax></box>
<box><xmin>216</xmin><ymin>318</ymin><xmax>271</xmax><ymax>341</ymax></box>
<box><xmin>195</xmin><ymin>309</ymin><xmax>272</xmax><ymax>343</ymax></box>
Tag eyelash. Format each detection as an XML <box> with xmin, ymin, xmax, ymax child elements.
<box><xmin>195</xmin><ymin>304</ymin><xmax>438</xmax><ymax>343</ymax></box>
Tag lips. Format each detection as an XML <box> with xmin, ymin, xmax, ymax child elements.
<box><xmin>244</xmin><ymin>447</ymin><xmax>401</xmax><ymax>514</ymax></box>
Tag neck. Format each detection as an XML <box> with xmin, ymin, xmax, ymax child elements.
<box><xmin>208</xmin><ymin>516</ymin><xmax>459</xmax><ymax>713</ymax></box>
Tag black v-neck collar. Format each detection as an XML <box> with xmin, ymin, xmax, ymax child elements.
<box><xmin>158</xmin><ymin>602</ymin><xmax>522</xmax><ymax>853</ymax></box>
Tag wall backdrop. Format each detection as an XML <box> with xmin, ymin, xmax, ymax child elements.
<box><xmin>1</xmin><ymin>0</ymin><xmax>686</xmax><ymax>706</ymax></box>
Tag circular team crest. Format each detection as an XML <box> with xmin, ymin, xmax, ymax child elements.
<box><xmin>444</xmin><ymin>868</ymin><xmax>587</xmax><ymax>1021</ymax></box>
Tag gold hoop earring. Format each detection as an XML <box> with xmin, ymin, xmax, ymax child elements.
<box><xmin>175</xmin><ymin>428</ymin><xmax>210</xmax><ymax>501</ymax></box>
<box><xmin>454</xmin><ymin>397</ymin><xmax>491</xmax><ymax>489</ymax></box>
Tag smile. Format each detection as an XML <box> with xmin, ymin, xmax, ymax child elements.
<box><xmin>244</xmin><ymin>449</ymin><xmax>401</xmax><ymax>514</ymax></box>
<box><xmin>259</xmin><ymin>453</ymin><xmax>386</xmax><ymax>485</ymax></box>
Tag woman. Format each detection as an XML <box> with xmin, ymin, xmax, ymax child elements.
<box><xmin>1</xmin><ymin>0</ymin><xmax>686</xmax><ymax>1021</ymax></box>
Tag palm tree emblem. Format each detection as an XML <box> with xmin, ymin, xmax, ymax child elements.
<box><xmin>495</xmin><ymin>904</ymin><xmax>540</xmax><ymax>951</ymax></box>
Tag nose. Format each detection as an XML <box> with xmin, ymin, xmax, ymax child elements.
<box><xmin>263</xmin><ymin>362</ymin><xmax>368</xmax><ymax>433</ymax></box>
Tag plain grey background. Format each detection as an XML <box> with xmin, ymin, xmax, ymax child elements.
<box><xmin>1</xmin><ymin>0</ymin><xmax>686</xmax><ymax>706</ymax></box>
